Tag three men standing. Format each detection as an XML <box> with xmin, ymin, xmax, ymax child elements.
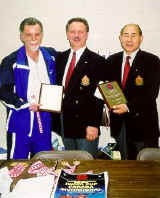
<box><xmin>0</xmin><ymin>18</ymin><xmax>159</xmax><ymax>160</ymax></box>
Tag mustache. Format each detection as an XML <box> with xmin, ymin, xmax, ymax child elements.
<box><xmin>73</xmin><ymin>37</ymin><xmax>80</xmax><ymax>41</ymax></box>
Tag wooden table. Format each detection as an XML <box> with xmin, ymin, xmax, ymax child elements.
<box><xmin>1</xmin><ymin>159</ymin><xmax>160</xmax><ymax>198</ymax></box>
<box><xmin>76</xmin><ymin>160</ymin><xmax>160</xmax><ymax>198</ymax></box>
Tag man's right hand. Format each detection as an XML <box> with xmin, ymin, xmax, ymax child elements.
<box><xmin>112</xmin><ymin>104</ymin><xmax>129</xmax><ymax>115</ymax></box>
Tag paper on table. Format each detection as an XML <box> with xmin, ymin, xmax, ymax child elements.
<box><xmin>2</xmin><ymin>175</ymin><xmax>55</xmax><ymax>198</ymax></box>
<box><xmin>0</xmin><ymin>167</ymin><xmax>12</xmax><ymax>195</ymax></box>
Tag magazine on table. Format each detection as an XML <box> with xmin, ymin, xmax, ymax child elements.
<box><xmin>51</xmin><ymin>170</ymin><xmax>109</xmax><ymax>198</ymax></box>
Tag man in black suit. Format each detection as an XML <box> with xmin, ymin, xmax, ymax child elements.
<box><xmin>54</xmin><ymin>17</ymin><xmax>106</xmax><ymax>158</ymax></box>
<box><xmin>105</xmin><ymin>24</ymin><xmax>160</xmax><ymax>159</ymax></box>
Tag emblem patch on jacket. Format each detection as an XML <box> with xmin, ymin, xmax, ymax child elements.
<box><xmin>135</xmin><ymin>75</ymin><xmax>144</xmax><ymax>86</ymax></box>
<box><xmin>81</xmin><ymin>75</ymin><xmax>90</xmax><ymax>86</ymax></box>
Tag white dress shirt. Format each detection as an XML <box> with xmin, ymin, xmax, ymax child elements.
<box><xmin>121</xmin><ymin>49</ymin><xmax>139</xmax><ymax>81</ymax></box>
<box><xmin>62</xmin><ymin>46</ymin><xmax>86</xmax><ymax>86</ymax></box>
<box><xmin>27</xmin><ymin>51</ymin><xmax>50</xmax><ymax>104</ymax></box>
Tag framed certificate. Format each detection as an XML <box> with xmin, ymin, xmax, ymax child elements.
<box><xmin>98</xmin><ymin>81</ymin><xmax>127</xmax><ymax>110</ymax></box>
<box><xmin>39</xmin><ymin>83</ymin><xmax>63</xmax><ymax>113</ymax></box>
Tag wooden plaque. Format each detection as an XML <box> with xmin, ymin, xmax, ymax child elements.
<box><xmin>98</xmin><ymin>81</ymin><xmax>127</xmax><ymax>109</ymax></box>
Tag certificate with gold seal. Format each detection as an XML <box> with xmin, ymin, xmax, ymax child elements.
<box><xmin>39</xmin><ymin>83</ymin><xmax>63</xmax><ymax>113</ymax></box>
<box><xmin>98</xmin><ymin>81</ymin><xmax>127</xmax><ymax>109</ymax></box>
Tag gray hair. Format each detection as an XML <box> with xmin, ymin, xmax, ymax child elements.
<box><xmin>120</xmin><ymin>24</ymin><xmax>142</xmax><ymax>36</ymax></box>
<box><xmin>19</xmin><ymin>17</ymin><xmax>43</xmax><ymax>33</ymax></box>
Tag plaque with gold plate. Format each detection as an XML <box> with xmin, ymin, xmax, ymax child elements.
<box><xmin>98</xmin><ymin>81</ymin><xmax>127</xmax><ymax>109</ymax></box>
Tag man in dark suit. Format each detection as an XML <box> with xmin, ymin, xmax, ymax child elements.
<box><xmin>54</xmin><ymin>17</ymin><xmax>106</xmax><ymax>158</ymax></box>
<box><xmin>105</xmin><ymin>24</ymin><xmax>160</xmax><ymax>159</ymax></box>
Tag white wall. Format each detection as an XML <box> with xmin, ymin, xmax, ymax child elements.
<box><xmin>0</xmin><ymin>0</ymin><xmax>160</xmax><ymax>148</ymax></box>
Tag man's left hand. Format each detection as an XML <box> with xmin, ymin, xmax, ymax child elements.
<box><xmin>86</xmin><ymin>126</ymin><xmax>98</xmax><ymax>141</ymax></box>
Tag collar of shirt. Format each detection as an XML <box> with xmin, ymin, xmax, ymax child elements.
<box><xmin>62</xmin><ymin>46</ymin><xmax>86</xmax><ymax>86</ymax></box>
<box><xmin>123</xmin><ymin>49</ymin><xmax>139</xmax><ymax>66</ymax></box>
<box><xmin>70</xmin><ymin>46</ymin><xmax>86</xmax><ymax>65</ymax></box>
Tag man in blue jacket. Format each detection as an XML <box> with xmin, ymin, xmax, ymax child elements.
<box><xmin>0</xmin><ymin>17</ymin><xmax>56</xmax><ymax>159</ymax></box>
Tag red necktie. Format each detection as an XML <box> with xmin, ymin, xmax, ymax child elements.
<box><xmin>122</xmin><ymin>56</ymin><xmax>130</xmax><ymax>88</ymax></box>
<box><xmin>65</xmin><ymin>52</ymin><xmax>76</xmax><ymax>89</ymax></box>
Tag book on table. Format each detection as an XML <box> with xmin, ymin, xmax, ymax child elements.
<box><xmin>51</xmin><ymin>170</ymin><xmax>109</xmax><ymax>197</ymax></box>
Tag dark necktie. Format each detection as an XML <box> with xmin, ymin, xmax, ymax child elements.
<box><xmin>65</xmin><ymin>52</ymin><xmax>76</xmax><ymax>89</ymax></box>
<box><xmin>122</xmin><ymin>56</ymin><xmax>130</xmax><ymax>89</ymax></box>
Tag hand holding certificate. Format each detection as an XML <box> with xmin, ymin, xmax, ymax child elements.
<box><xmin>39</xmin><ymin>84</ymin><xmax>63</xmax><ymax>113</ymax></box>
<box><xmin>98</xmin><ymin>81</ymin><xmax>127</xmax><ymax>110</ymax></box>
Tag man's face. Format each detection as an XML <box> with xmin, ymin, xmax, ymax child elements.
<box><xmin>66</xmin><ymin>22</ymin><xmax>88</xmax><ymax>50</ymax></box>
<box><xmin>20</xmin><ymin>24</ymin><xmax>43</xmax><ymax>52</ymax></box>
<box><xmin>119</xmin><ymin>24</ymin><xmax>143</xmax><ymax>55</ymax></box>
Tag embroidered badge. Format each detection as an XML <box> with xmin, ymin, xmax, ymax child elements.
<box><xmin>81</xmin><ymin>75</ymin><xmax>90</xmax><ymax>86</ymax></box>
<box><xmin>106</xmin><ymin>83</ymin><xmax>114</xmax><ymax>90</ymax></box>
<box><xmin>135</xmin><ymin>75</ymin><xmax>144</xmax><ymax>86</ymax></box>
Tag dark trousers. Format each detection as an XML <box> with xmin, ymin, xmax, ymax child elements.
<box><xmin>60</xmin><ymin>114</ymin><xmax>98</xmax><ymax>158</ymax></box>
<box><xmin>7</xmin><ymin>132</ymin><xmax>12</xmax><ymax>159</ymax></box>
<box><xmin>116</xmin><ymin>123</ymin><xmax>159</xmax><ymax>160</ymax></box>
<box><xmin>115</xmin><ymin>122</ymin><xmax>128</xmax><ymax>160</ymax></box>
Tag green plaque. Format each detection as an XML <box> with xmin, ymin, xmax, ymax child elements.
<box><xmin>98</xmin><ymin>81</ymin><xmax>127</xmax><ymax>109</ymax></box>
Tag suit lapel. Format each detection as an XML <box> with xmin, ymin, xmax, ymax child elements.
<box><xmin>131</xmin><ymin>50</ymin><xmax>144</xmax><ymax>73</ymax></box>
<box><xmin>61</xmin><ymin>50</ymin><xmax>70</xmax><ymax>74</ymax></box>
<box><xmin>56</xmin><ymin>50</ymin><xmax>70</xmax><ymax>85</ymax></box>
<box><xmin>115</xmin><ymin>52</ymin><xmax>123</xmax><ymax>85</ymax></box>
<box><xmin>74</xmin><ymin>48</ymin><xmax>90</xmax><ymax>74</ymax></box>
<box><xmin>125</xmin><ymin>50</ymin><xmax>144</xmax><ymax>89</ymax></box>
